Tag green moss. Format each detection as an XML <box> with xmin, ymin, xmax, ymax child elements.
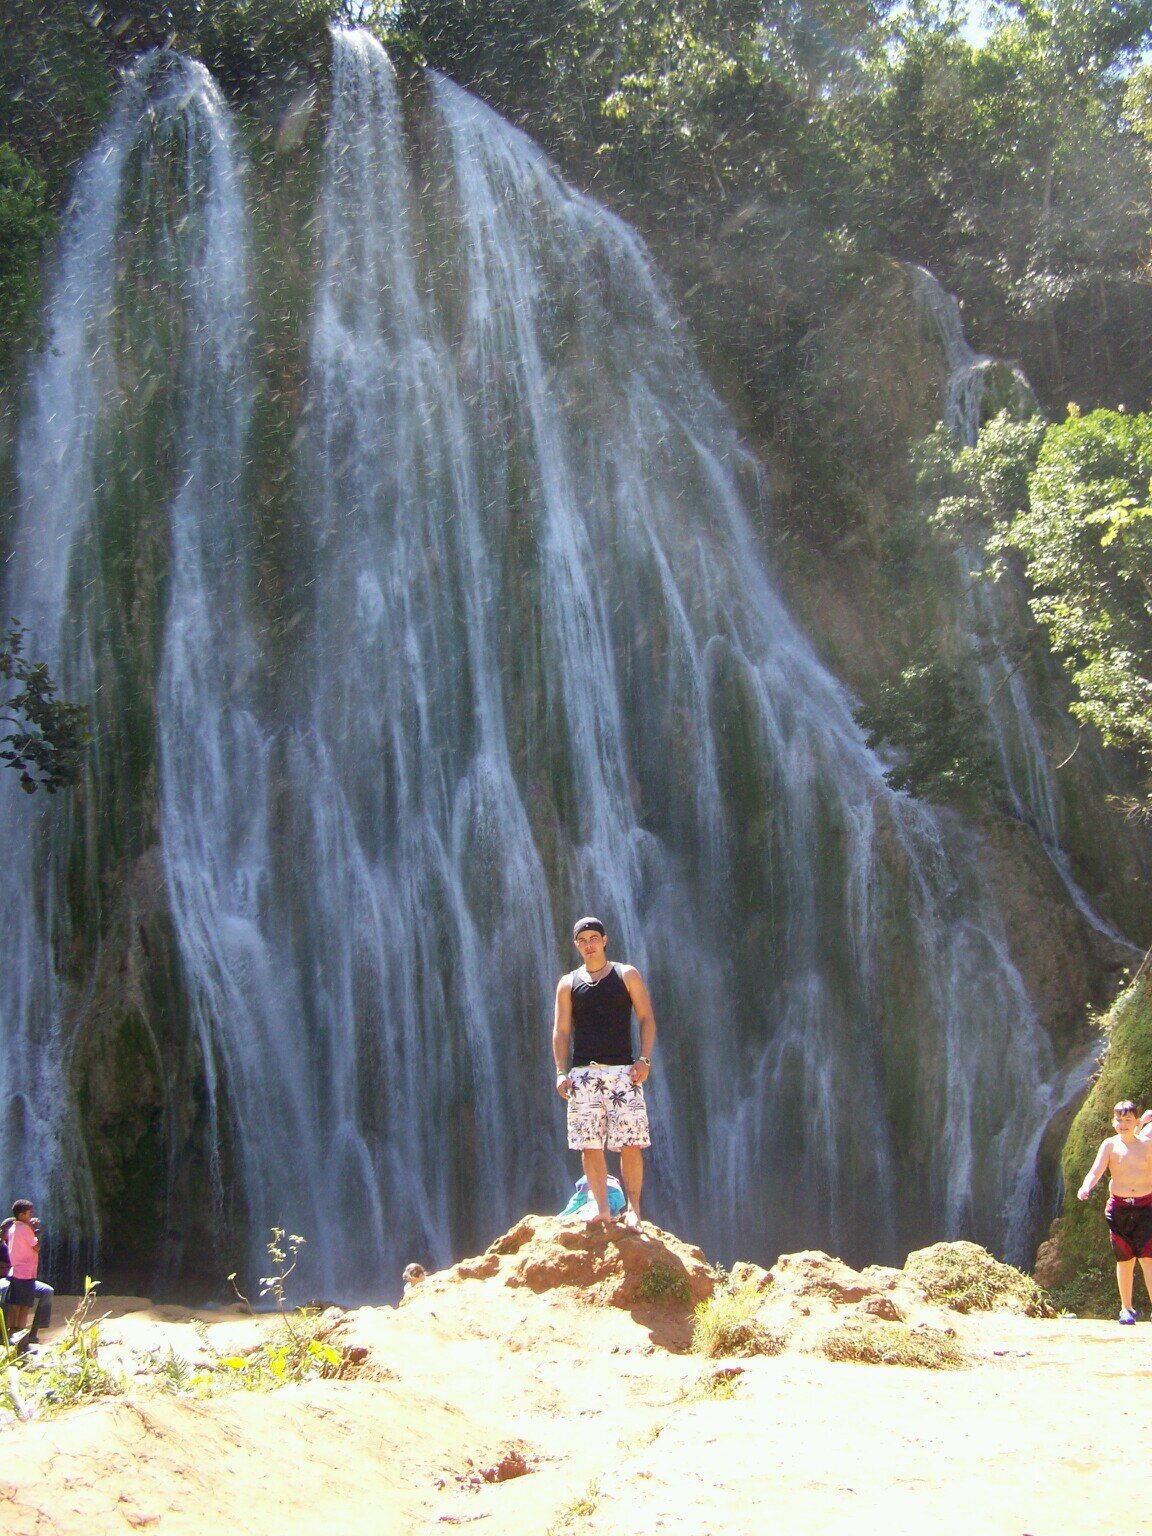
<box><xmin>1044</xmin><ymin>973</ymin><xmax>1152</xmax><ymax>1314</ymax></box>
<box><xmin>637</xmin><ymin>1262</ymin><xmax>693</xmax><ymax>1306</ymax></box>
<box><xmin>75</xmin><ymin>1005</ymin><xmax>167</xmax><ymax>1264</ymax></box>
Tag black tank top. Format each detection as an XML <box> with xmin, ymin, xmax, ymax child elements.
<box><xmin>571</xmin><ymin>964</ymin><xmax>634</xmax><ymax>1066</ymax></box>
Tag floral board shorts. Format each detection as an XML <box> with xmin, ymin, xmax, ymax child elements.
<box><xmin>566</xmin><ymin>1063</ymin><xmax>650</xmax><ymax>1152</ymax></box>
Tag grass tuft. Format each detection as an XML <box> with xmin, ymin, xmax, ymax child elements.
<box><xmin>545</xmin><ymin>1479</ymin><xmax>600</xmax><ymax>1535</ymax></box>
<box><xmin>691</xmin><ymin>1280</ymin><xmax>787</xmax><ymax>1358</ymax></box>
<box><xmin>818</xmin><ymin>1320</ymin><xmax>968</xmax><ymax>1369</ymax></box>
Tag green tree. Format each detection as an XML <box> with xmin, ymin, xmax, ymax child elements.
<box><xmin>170</xmin><ymin>0</ymin><xmax>335</xmax><ymax>97</ymax></box>
<box><xmin>1006</xmin><ymin>407</ymin><xmax>1152</xmax><ymax>783</ymax></box>
<box><xmin>0</xmin><ymin>625</ymin><xmax>89</xmax><ymax>794</ymax></box>
<box><xmin>855</xmin><ymin>659</ymin><xmax>997</xmax><ymax>801</ymax></box>
<box><xmin>917</xmin><ymin>409</ymin><xmax>1048</xmax><ymax>540</ymax></box>
<box><xmin>0</xmin><ymin>147</ymin><xmax>55</xmax><ymax>372</ymax></box>
<box><xmin>836</xmin><ymin>0</ymin><xmax>1152</xmax><ymax>405</ymax></box>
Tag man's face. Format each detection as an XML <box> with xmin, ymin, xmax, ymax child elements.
<box><xmin>574</xmin><ymin>929</ymin><xmax>607</xmax><ymax>970</ymax></box>
<box><xmin>1114</xmin><ymin>1109</ymin><xmax>1138</xmax><ymax>1135</ymax></box>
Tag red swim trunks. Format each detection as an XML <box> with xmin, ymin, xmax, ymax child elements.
<box><xmin>1106</xmin><ymin>1191</ymin><xmax>1152</xmax><ymax>1260</ymax></box>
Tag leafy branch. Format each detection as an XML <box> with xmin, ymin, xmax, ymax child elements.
<box><xmin>0</xmin><ymin>623</ymin><xmax>88</xmax><ymax>794</ymax></box>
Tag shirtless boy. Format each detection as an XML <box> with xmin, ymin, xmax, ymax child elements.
<box><xmin>1077</xmin><ymin>1100</ymin><xmax>1152</xmax><ymax>1323</ymax></box>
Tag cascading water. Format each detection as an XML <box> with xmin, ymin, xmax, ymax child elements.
<box><xmin>1</xmin><ymin>31</ymin><xmax>1088</xmax><ymax>1291</ymax></box>
<box><xmin>0</xmin><ymin>53</ymin><xmax>257</xmax><ymax>1270</ymax></box>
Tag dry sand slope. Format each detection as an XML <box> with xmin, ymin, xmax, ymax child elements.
<box><xmin>1</xmin><ymin>1216</ymin><xmax>1147</xmax><ymax>1536</ymax></box>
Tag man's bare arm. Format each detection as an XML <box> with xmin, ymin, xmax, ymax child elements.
<box><xmin>553</xmin><ymin>976</ymin><xmax>574</xmax><ymax>1098</ymax></box>
<box><xmin>1078</xmin><ymin>1138</ymin><xmax>1114</xmax><ymax>1199</ymax></box>
<box><xmin>621</xmin><ymin>965</ymin><xmax>655</xmax><ymax>1084</ymax></box>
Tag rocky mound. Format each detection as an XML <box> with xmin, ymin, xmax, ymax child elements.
<box><xmin>727</xmin><ymin>1240</ymin><xmax>1050</xmax><ymax>1320</ymax></box>
<box><xmin>0</xmin><ymin>1216</ymin><xmax>1118</xmax><ymax>1536</ymax></box>
<box><xmin>692</xmin><ymin>1239</ymin><xmax>1052</xmax><ymax>1369</ymax></box>
<box><xmin>447</xmin><ymin>1214</ymin><xmax>718</xmax><ymax>1306</ymax></box>
<box><xmin>903</xmin><ymin>1240</ymin><xmax>1054</xmax><ymax>1317</ymax></box>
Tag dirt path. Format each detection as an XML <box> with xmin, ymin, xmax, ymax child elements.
<box><xmin>0</xmin><ymin>1226</ymin><xmax>1142</xmax><ymax>1536</ymax></box>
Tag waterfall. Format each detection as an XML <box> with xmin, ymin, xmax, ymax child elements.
<box><xmin>1</xmin><ymin>34</ymin><xmax>1084</xmax><ymax>1290</ymax></box>
<box><xmin>1</xmin><ymin>52</ymin><xmax>255</xmax><ymax>1265</ymax></box>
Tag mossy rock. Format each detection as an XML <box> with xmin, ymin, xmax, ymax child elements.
<box><xmin>1037</xmin><ymin>972</ymin><xmax>1152</xmax><ymax>1316</ymax></box>
<box><xmin>818</xmin><ymin>1319</ymin><xmax>968</xmax><ymax>1369</ymax></box>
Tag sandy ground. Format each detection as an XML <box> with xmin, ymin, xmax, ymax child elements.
<box><xmin>0</xmin><ymin>1221</ymin><xmax>1142</xmax><ymax>1536</ymax></box>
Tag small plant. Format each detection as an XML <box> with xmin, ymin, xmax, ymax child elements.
<box><xmin>211</xmin><ymin>1228</ymin><xmax>345</xmax><ymax>1391</ymax></box>
<box><xmin>697</xmin><ymin>1365</ymin><xmax>744</xmax><ymax>1399</ymax></box>
<box><xmin>818</xmin><ymin>1321</ymin><xmax>968</xmax><ymax>1370</ymax></box>
<box><xmin>637</xmin><ymin>1262</ymin><xmax>692</xmax><ymax>1305</ymax></box>
<box><xmin>0</xmin><ymin>1277</ymin><xmax>121</xmax><ymax>1423</ymax></box>
<box><xmin>195</xmin><ymin>1312</ymin><xmax>343</xmax><ymax>1392</ymax></box>
<box><xmin>545</xmin><ymin>1480</ymin><xmax>600</xmax><ymax>1535</ymax></box>
<box><xmin>260</xmin><ymin>1227</ymin><xmax>305</xmax><ymax>1312</ymax></box>
<box><xmin>691</xmin><ymin>1280</ymin><xmax>785</xmax><ymax>1359</ymax></box>
<box><xmin>144</xmin><ymin>1346</ymin><xmax>215</xmax><ymax>1396</ymax></box>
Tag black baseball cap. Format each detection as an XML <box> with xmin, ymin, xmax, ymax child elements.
<box><xmin>572</xmin><ymin>916</ymin><xmax>606</xmax><ymax>940</ymax></box>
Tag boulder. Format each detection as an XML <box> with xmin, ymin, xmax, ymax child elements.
<box><xmin>768</xmin><ymin>1250</ymin><xmax>883</xmax><ymax>1304</ymax></box>
<box><xmin>449</xmin><ymin>1214</ymin><xmax>718</xmax><ymax>1309</ymax></box>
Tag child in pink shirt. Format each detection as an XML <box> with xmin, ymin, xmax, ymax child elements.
<box><xmin>6</xmin><ymin>1200</ymin><xmax>40</xmax><ymax>1336</ymax></box>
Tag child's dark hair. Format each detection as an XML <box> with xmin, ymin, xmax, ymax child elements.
<box><xmin>1114</xmin><ymin>1101</ymin><xmax>1139</xmax><ymax>1117</ymax></box>
<box><xmin>11</xmin><ymin>1199</ymin><xmax>33</xmax><ymax>1219</ymax></box>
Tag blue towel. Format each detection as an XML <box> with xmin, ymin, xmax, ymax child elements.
<box><xmin>559</xmin><ymin>1174</ymin><xmax>627</xmax><ymax>1217</ymax></box>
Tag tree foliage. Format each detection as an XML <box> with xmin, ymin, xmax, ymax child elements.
<box><xmin>1007</xmin><ymin>407</ymin><xmax>1152</xmax><ymax>775</ymax></box>
<box><xmin>916</xmin><ymin>410</ymin><xmax>1048</xmax><ymax>540</ymax></box>
<box><xmin>855</xmin><ymin>659</ymin><xmax>997</xmax><ymax>801</ymax></box>
<box><xmin>0</xmin><ymin>147</ymin><xmax>54</xmax><ymax>372</ymax></box>
<box><xmin>0</xmin><ymin>625</ymin><xmax>89</xmax><ymax>794</ymax></box>
<box><xmin>906</xmin><ymin>404</ymin><xmax>1152</xmax><ymax>805</ymax></box>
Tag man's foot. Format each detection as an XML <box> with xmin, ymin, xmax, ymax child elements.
<box><xmin>585</xmin><ymin>1211</ymin><xmax>614</xmax><ymax>1228</ymax></box>
<box><xmin>1120</xmin><ymin>1307</ymin><xmax>1138</xmax><ymax>1324</ymax></box>
<box><xmin>620</xmin><ymin>1209</ymin><xmax>643</xmax><ymax>1233</ymax></box>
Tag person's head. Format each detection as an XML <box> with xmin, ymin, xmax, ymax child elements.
<box><xmin>1113</xmin><ymin>1101</ymin><xmax>1140</xmax><ymax>1132</ymax></box>
<box><xmin>402</xmin><ymin>1262</ymin><xmax>426</xmax><ymax>1287</ymax></box>
<box><xmin>11</xmin><ymin>1200</ymin><xmax>33</xmax><ymax>1224</ymax></box>
<box><xmin>572</xmin><ymin>916</ymin><xmax>608</xmax><ymax>967</ymax></box>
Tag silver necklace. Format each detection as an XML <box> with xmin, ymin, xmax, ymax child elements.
<box><xmin>583</xmin><ymin>962</ymin><xmax>613</xmax><ymax>986</ymax></box>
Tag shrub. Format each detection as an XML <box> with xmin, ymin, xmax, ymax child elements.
<box><xmin>637</xmin><ymin>1263</ymin><xmax>693</xmax><ymax>1306</ymax></box>
<box><xmin>0</xmin><ymin>1278</ymin><xmax>121</xmax><ymax>1423</ymax></box>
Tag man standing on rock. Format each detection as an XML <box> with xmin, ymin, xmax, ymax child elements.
<box><xmin>1077</xmin><ymin>1100</ymin><xmax>1152</xmax><ymax>1323</ymax></box>
<box><xmin>553</xmin><ymin>917</ymin><xmax>656</xmax><ymax>1232</ymax></box>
